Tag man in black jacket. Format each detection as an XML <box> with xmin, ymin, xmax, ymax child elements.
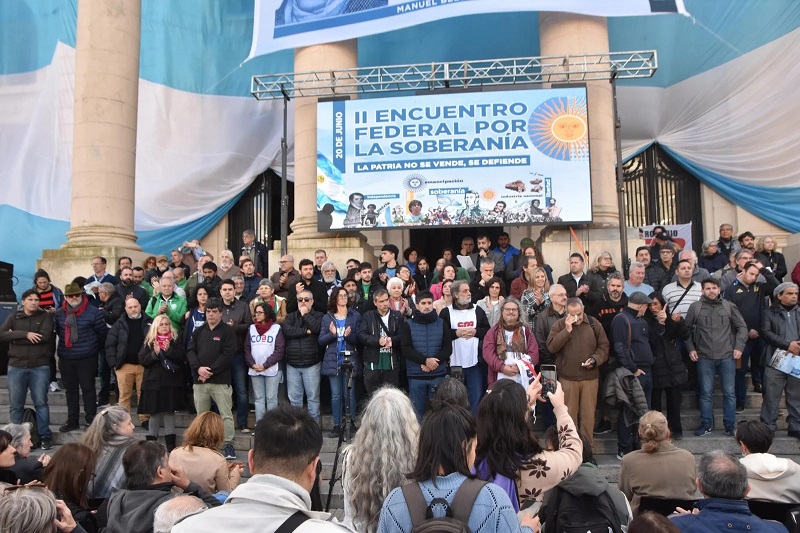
<box><xmin>287</xmin><ymin>259</ymin><xmax>328</xmax><ymax>314</ymax></box>
<box><xmin>116</xmin><ymin>267</ymin><xmax>149</xmax><ymax>310</ymax></box>
<box><xmin>557</xmin><ymin>253</ymin><xmax>600</xmax><ymax>308</ymax></box>
<box><xmin>282</xmin><ymin>290</ymin><xmax>324</xmax><ymax>423</ymax></box>
<box><xmin>723</xmin><ymin>260</ymin><xmax>779</xmax><ymax>405</ymax></box>
<box><xmin>759</xmin><ymin>282</ymin><xmax>800</xmax><ymax>439</ymax></box>
<box><xmin>106</xmin><ymin>297</ymin><xmax>152</xmax><ymax>429</ymax></box>
<box><xmin>358</xmin><ymin>288</ymin><xmax>403</xmax><ymax>394</ymax></box>
<box><xmin>610</xmin><ymin>292</ymin><xmax>654</xmax><ymax>458</ymax></box>
<box><xmin>0</xmin><ymin>289</ymin><xmax>55</xmax><ymax>450</ymax></box>
<box><xmin>187</xmin><ymin>298</ymin><xmax>237</xmax><ymax>459</ymax></box>
<box><xmin>356</xmin><ymin>262</ymin><xmax>381</xmax><ymax>314</ymax></box>
<box><xmin>98</xmin><ymin>440</ymin><xmax>220</xmax><ymax>533</ymax></box>
<box><xmin>241</xmin><ymin>228</ymin><xmax>269</xmax><ymax>276</ymax></box>
<box><xmin>636</xmin><ymin>246</ymin><xmax>669</xmax><ymax>293</ymax></box>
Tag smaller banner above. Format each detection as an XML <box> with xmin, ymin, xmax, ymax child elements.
<box><xmin>637</xmin><ymin>223</ymin><xmax>692</xmax><ymax>252</ymax></box>
<box><xmin>248</xmin><ymin>0</ymin><xmax>688</xmax><ymax>58</ymax></box>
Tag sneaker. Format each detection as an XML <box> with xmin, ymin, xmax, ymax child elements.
<box><xmin>616</xmin><ymin>451</ymin><xmax>625</xmax><ymax>461</ymax></box>
<box><xmin>724</xmin><ymin>428</ymin><xmax>735</xmax><ymax>437</ymax></box>
<box><xmin>222</xmin><ymin>444</ymin><xmax>237</xmax><ymax>460</ymax></box>
<box><xmin>49</xmin><ymin>381</ymin><xmax>60</xmax><ymax>392</ymax></box>
<box><xmin>753</xmin><ymin>383</ymin><xmax>763</xmax><ymax>393</ymax></box>
<box><xmin>239</xmin><ymin>426</ymin><xmax>251</xmax><ymax>434</ymax></box>
<box><xmin>59</xmin><ymin>423</ymin><xmax>79</xmax><ymax>433</ymax></box>
<box><xmin>694</xmin><ymin>426</ymin><xmax>712</xmax><ymax>437</ymax></box>
<box><xmin>593</xmin><ymin>419</ymin><xmax>613</xmax><ymax>435</ymax></box>
<box><xmin>329</xmin><ymin>425</ymin><xmax>341</xmax><ymax>438</ymax></box>
<box><xmin>736</xmin><ymin>405</ymin><xmax>745</xmax><ymax>414</ymax></box>
<box><xmin>41</xmin><ymin>438</ymin><xmax>53</xmax><ymax>451</ymax></box>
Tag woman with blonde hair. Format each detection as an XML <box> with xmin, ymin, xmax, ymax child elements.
<box><xmin>520</xmin><ymin>267</ymin><xmax>550</xmax><ymax>326</ymax></box>
<box><xmin>588</xmin><ymin>250</ymin><xmax>618</xmax><ymax>285</ymax></box>
<box><xmin>340</xmin><ymin>386</ymin><xmax>419</xmax><ymax>532</ymax></box>
<box><xmin>80</xmin><ymin>405</ymin><xmax>137</xmax><ymax>501</ymax></box>
<box><xmin>138</xmin><ymin>314</ymin><xmax>186</xmax><ymax>452</ymax></box>
<box><xmin>618</xmin><ymin>410</ymin><xmax>697</xmax><ymax>514</ymax></box>
<box><xmin>755</xmin><ymin>235</ymin><xmax>787</xmax><ymax>281</ymax></box>
<box><xmin>169</xmin><ymin>412</ymin><xmax>242</xmax><ymax>497</ymax></box>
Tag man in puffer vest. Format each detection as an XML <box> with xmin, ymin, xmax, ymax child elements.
<box><xmin>400</xmin><ymin>291</ymin><xmax>452</xmax><ymax>421</ymax></box>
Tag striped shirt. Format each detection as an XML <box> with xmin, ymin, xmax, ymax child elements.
<box><xmin>662</xmin><ymin>280</ymin><xmax>702</xmax><ymax>316</ymax></box>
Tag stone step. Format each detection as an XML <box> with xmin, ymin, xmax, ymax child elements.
<box><xmin>588</xmin><ymin>432</ymin><xmax>800</xmax><ymax>456</ymax></box>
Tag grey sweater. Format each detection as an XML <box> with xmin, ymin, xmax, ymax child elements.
<box><xmin>684</xmin><ymin>296</ymin><xmax>748</xmax><ymax>359</ymax></box>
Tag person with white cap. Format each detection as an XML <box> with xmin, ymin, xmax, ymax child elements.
<box><xmin>759</xmin><ymin>281</ymin><xmax>800</xmax><ymax>439</ymax></box>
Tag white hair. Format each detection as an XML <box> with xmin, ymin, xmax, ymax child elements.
<box><xmin>153</xmin><ymin>495</ymin><xmax>208</xmax><ymax>533</ymax></box>
<box><xmin>386</xmin><ymin>277</ymin><xmax>404</xmax><ymax>291</ymax></box>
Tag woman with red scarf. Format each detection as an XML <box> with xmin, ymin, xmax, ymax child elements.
<box><xmin>138</xmin><ymin>315</ymin><xmax>186</xmax><ymax>452</ymax></box>
<box><xmin>244</xmin><ymin>302</ymin><xmax>285</xmax><ymax>423</ymax></box>
<box><xmin>482</xmin><ymin>297</ymin><xmax>539</xmax><ymax>387</ymax></box>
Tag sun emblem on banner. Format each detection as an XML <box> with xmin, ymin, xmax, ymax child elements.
<box><xmin>527</xmin><ymin>97</ymin><xmax>589</xmax><ymax>161</ymax></box>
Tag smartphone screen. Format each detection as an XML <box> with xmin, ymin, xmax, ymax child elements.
<box><xmin>541</xmin><ymin>364</ymin><xmax>557</xmax><ymax>395</ymax></box>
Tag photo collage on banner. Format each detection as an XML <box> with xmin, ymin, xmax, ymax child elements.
<box><xmin>316</xmin><ymin>87</ymin><xmax>593</xmax><ymax>230</ymax></box>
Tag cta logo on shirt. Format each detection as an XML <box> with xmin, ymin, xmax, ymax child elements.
<box><xmin>212</xmin><ymin>336</ymin><xmax>221</xmax><ymax>342</ymax></box>
<box><xmin>456</xmin><ymin>321</ymin><xmax>475</xmax><ymax>328</ymax></box>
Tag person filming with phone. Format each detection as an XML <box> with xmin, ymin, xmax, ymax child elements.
<box><xmin>546</xmin><ymin>298</ymin><xmax>609</xmax><ymax>448</ymax></box>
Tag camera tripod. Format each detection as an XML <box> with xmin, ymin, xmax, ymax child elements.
<box><xmin>325</xmin><ymin>364</ymin><xmax>354</xmax><ymax>512</ymax></box>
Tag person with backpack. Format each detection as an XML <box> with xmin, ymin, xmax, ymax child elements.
<box><xmin>378</xmin><ymin>399</ymin><xmax>537</xmax><ymax>533</ymax></box>
<box><xmin>684</xmin><ymin>278</ymin><xmax>748</xmax><ymax>437</ymax></box>
<box><xmin>539</xmin><ymin>432</ymin><xmax>631</xmax><ymax>533</ymax></box>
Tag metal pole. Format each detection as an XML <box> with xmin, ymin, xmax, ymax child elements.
<box><xmin>610</xmin><ymin>70</ymin><xmax>629</xmax><ymax>275</ymax></box>
<box><xmin>280</xmin><ymin>86</ymin><xmax>290</xmax><ymax>256</ymax></box>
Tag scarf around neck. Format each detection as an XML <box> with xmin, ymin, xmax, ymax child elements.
<box><xmin>62</xmin><ymin>296</ymin><xmax>89</xmax><ymax>348</ymax></box>
<box><xmin>254</xmin><ymin>319</ymin><xmax>274</xmax><ymax>335</ymax></box>
<box><xmin>495</xmin><ymin>322</ymin><xmax>526</xmax><ymax>360</ymax></box>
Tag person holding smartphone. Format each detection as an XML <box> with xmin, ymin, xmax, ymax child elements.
<box><xmin>546</xmin><ymin>298</ymin><xmax>609</xmax><ymax>448</ymax></box>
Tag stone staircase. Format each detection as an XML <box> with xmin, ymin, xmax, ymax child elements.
<box><xmin>1</xmin><ymin>375</ymin><xmax>798</xmax><ymax>510</ymax></box>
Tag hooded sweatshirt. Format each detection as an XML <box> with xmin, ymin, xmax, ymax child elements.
<box><xmin>99</xmin><ymin>481</ymin><xmax>219</xmax><ymax>533</ymax></box>
<box><xmin>540</xmin><ymin>463</ymin><xmax>631</xmax><ymax>529</ymax></box>
<box><xmin>740</xmin><ymin>453</ymin><xmax>800</xmax><ymax>503</ymax></box>
<box><xmin>172</xmin><ymin>474</ymin><xmax>349</xmax><ymax>533</ymax></box>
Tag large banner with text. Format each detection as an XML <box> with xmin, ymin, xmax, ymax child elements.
<box><xmin>249</xmin><ymin>0</ymin><xmax>688</xmax><ymax>57</ymax></box>
<box><xmin>317</xmin><ymin>87</ymin><xmax>593</xmax><ymax>230</ymax></box>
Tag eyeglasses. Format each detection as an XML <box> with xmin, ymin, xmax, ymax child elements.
<box><xmin>66</xmin><ymin>294</ymin><xmax>82</xmax><ymax>299</ymax></box>
<box><xmin>297</xmin><ymin>297</ymin><xmax>312</xmax><ymax>302</ymax></box>
<box><xmin>254</xmin><ymin>310</ymin><xmax>265</xmax><ymax>315</ymax></box>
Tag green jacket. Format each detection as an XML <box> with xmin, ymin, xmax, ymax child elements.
<box><xmin>145</xmin><ymin>293</ymin><xmax>187</xmax><ymax>331</ymax></box>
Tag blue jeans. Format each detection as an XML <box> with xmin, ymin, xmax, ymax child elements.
<box><xmin>7</xmin><ymin>366</ymin><xmax>51</xmax><ymax>439</ymax></box>
<box><xmin>328</xmin><ymin>372</ymin><xmax>357</xmax><ymax>427</ymax></box>
<box><xmin>251</xmin><ymin>372</ymin><xmax>281</xmax><ymax>423</ymax></box>
<box><xmin>463</xmin><ymin>364</ymin><xmax>485</xmax><ymax>414</ymax></box>
<box><xmin>287</xmin><ymin>363</ymin><xmax>321</xmax><ymax>422</ymax></box>
<box><xmin>408</xmin><ymin>375</ymin><xmax>445</xmax><ymax>421</ymax></box>
<box><xmin>736</xmin><ymin>338</ymin><xmax>764</xmax><ymax>407</ymax></box>
<box><xmin>617</xmin><ymin>371</ymin><xmax>652</xmax><ymax>453</ymax></box>
<box><xmin>698</xmin><ymin>356</ymin><xmax>736</xmax><ymax>431</ymax></box>
<box><xmin>230</xmin><ymin>352</ymin><xmax>249</xmax><ymax>428</ymax></box>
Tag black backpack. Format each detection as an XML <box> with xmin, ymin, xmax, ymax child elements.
<box><xmin>402</xmin><ymin>479</ymin><xmax>486</xmax><ymax>533</ymax></box>
<box><xmin>545</xmin><ymin>486</ymin><xmax>622</xmax><ymax>533</ymax></box>
<box><xmin>22</xmin><ymin>408</ymin><xmax>41</xmax><ymax>449</ymax></box>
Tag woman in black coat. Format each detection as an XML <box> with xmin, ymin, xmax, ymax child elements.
<box><xmin>646</xmin><ymin>292</ymin><xmax>689</xmax><ymax>439</ymax></box>
<box><xmin>138</xmin><ymin>314</ymin><xmax>187</xmax><ymax>452</ymax></box>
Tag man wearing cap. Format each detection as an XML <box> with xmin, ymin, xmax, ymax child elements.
<box><xmin>648</xmin><ymin>227</ymin><xmax>672</xmax><ymax>265</ymax></box>
<box><xmin>611</xmin><ymin>292</ymin><xmax>654</xmax><ymax>457</ymax></box>
<box><xmin>53</xmin><ymin>283</ymin><xmax>108</xmax><ymax>431</ymax></box>
<box><xmin>723</xmin><ymin>261</ymin><xmax>779</xmax><ymax>404</ymax></box>
<box><xmin>760</xmin><ymin>282</ymin><xmax>800</xmax><ymax>439</ymax></box>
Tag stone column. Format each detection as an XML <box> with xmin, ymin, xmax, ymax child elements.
<box><xmin>39</xmin><ymin>0</ymin><xmax>143</xmax><ymax>286</ymax></box>
<box><xmin>268</xmin><ymin>40</ymin><xmax>377</xmax><ymax>272</ymax></box>
<box><xmin>538</xmin><ymin>14</ymin><xmax>625</xmax><ymax>265</ymax></box>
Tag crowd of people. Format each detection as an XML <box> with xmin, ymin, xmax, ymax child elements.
<box><xmin>0</xmin><ymin>224</ymin><xmax>797</xmax><ymax>531</ymax></box>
